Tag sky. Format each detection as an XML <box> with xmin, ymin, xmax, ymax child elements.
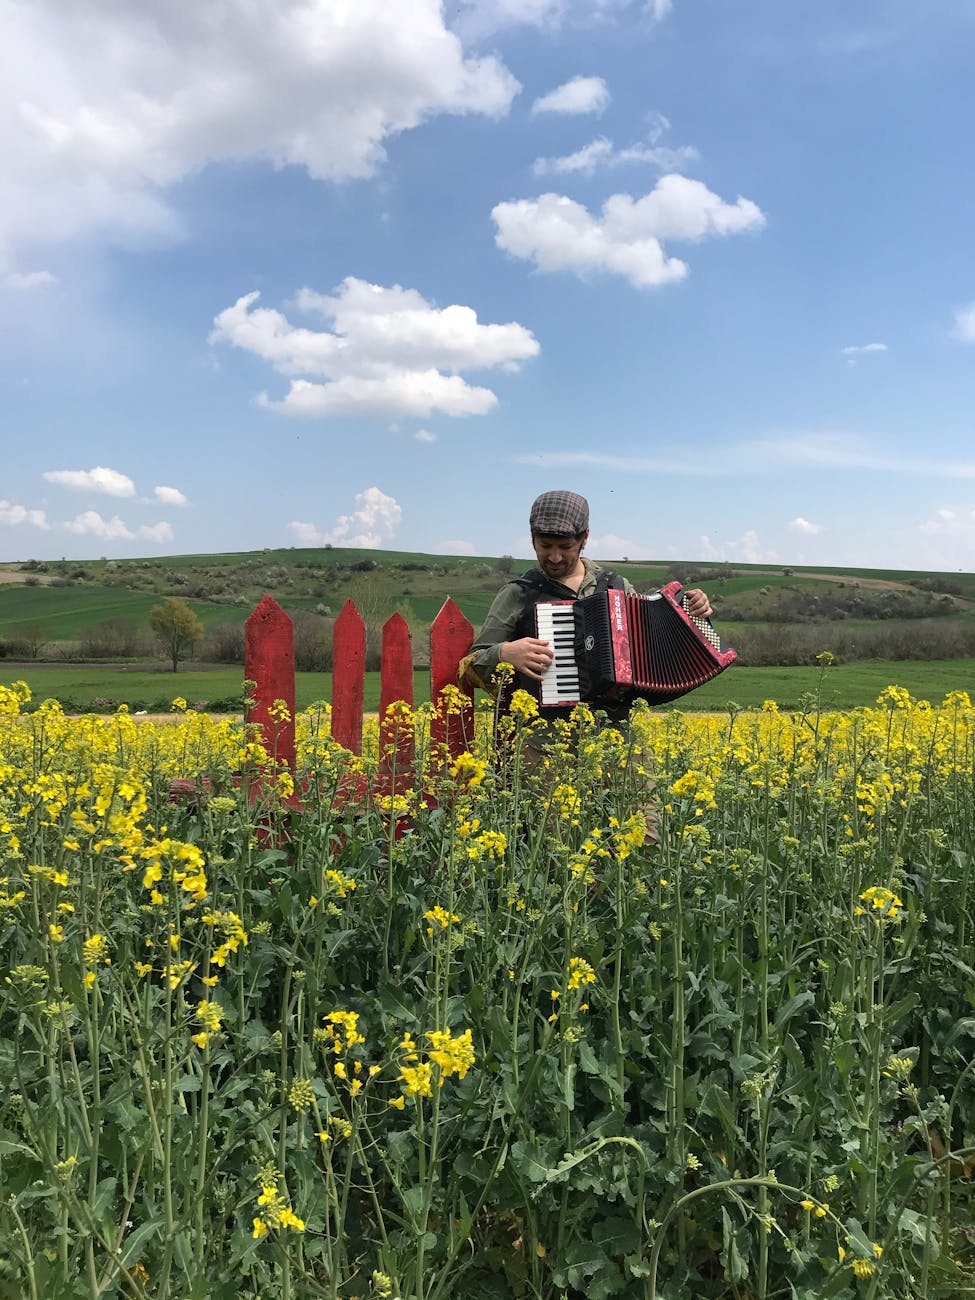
<box><xmin>2</xmin><ymin>0</ymin><xmax>975</xmax><ymax>574</ymax></box>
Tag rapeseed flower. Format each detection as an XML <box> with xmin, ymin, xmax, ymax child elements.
<box><xmin>566</xmin><ymin>957</ymin><xmax>596</xmax><ymax>991</ymax></box>
<box><xmin>857</xmin><ymin>885</ymin><xmax>904</xmax><ymax>921</ymax></box>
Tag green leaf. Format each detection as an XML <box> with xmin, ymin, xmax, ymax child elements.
<box><xmin>774</xmin><ymin>989</ymin><xmax>815</xmax><ymax>1032</ymax></box>
<box><xmin>883</xmin><ymin>992</ymin><xmax>920</xmax><ymax>1026</ymax></box>
<box><xmin>118</xmin><ymin>1216</ymin><xmax>166</xmax><ymax>1268</ymax></box>
<box><xmin>592</xmin><ymin>1214</ymin><xmax>640</xmax><ymax>1257</ymax></box>
<box><xmin>400</xmin><ymin>1185</ymin><xmax>426</xmax><ymax>1221</ymax></box>
<box><xmin>720</xmin><ymin>1207</ymin><xmax>749</xmax><ymax>1284</ymax></box>
<box><xmin>0</xmin><ymin>1135</ymin><xmax>37</xmax><ymax>1158</ymax></box>
<box><xmin>510</xmin><ymin>1139</ymin><xmax>560</xmax><ymax>1183</ymax></box>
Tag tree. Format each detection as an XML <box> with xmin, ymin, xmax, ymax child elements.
<box><xmin>149</xmin><ymin>597</ymin><xmax>204</xmax><ymax>672</ymax></box>
<box><xmin>13</xmin><ymin>624</ymin><xmax>47</xmax><ymax>659</ymax></box>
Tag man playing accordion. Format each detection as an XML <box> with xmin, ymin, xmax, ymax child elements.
<box><xmin>459</xmin><ymin>490</ymin><xmax>717</xmax><ymax>842</ymax></box>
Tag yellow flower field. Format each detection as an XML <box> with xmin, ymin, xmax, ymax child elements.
<box><xmin>0</xmin><ymin>678</ymin><xmax>973</xmax><ymax>1299</ymax></box>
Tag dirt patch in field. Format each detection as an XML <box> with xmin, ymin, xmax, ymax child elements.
<box><xmin>748</xmin><ymin>569</ymin><xmax>908</xmax><ymax>591</ymax></box>
<box><xmin>745</xmin><ymin>569</ymin><xmax>971</xmax><ymax>608</ymax></box>
<box><xmin>0</xmin><ymin>570</ymin><xmax>53</xmax><ymax>585</ymax></box>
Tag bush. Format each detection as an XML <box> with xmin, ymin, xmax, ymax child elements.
<box><xmin>201</xmin><ymin>621</ymin><xmax>247</xmax><ymax>665</ymax></box>
<box><xmin>293</xmin><ymin>611</ymin><xmax>335</xmax><ymax>672</ymax></box>
<box><xmin>79</xmin><ymin>618</ymin><xmax>150</xmax><ymax>659</ymax></box>
<box><xmin>729</xmin><ymin>618</ymin><xmax>975</xmax><ymax>666</ymax></box>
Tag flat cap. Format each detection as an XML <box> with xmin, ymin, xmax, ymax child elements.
<box><xmin>529</xmin><ymin>490</ymin><xmax>589</xmax><ymax>537</ymax></box>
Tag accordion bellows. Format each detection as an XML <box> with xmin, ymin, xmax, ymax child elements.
<box><xmin>535</xmin><ymin>580</ymin><xmax>736</xmax><ymax>708</ymax></box>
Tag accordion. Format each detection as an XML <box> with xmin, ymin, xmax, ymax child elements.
<box><xmin>535</xmin><ymin>580</ymin><xmax>736</xmax><ymax>708</ymax></box>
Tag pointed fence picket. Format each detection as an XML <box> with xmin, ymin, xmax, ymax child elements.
<box><xmin>243</xmin><ymin>594</ymin><xmax>475</xmax><ymax>804</ymax></box>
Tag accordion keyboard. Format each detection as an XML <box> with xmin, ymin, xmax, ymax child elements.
<box><xmin>535</xmin><ymin>602</ymin><xmax>581</xmax><ymax>706</ymax></box>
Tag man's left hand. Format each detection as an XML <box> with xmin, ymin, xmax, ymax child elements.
<box><xmin>684</xmin><ymin>588</ymin><xmax>713</xmax><ymax>619</ymax></box>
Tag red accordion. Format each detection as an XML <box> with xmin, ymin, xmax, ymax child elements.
<box><xmin>535</xmin><ymin>580</ymin><xmax>736</xmax><ymax>708</ymax></box>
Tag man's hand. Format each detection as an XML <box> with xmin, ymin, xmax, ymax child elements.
<box><xmin>684</xmin><ymin>588</ymin><xmax>713</xmax><ymax>619</ymax></box>
<box><xmin>500</xmin><ymin>636</ymin><xmax>553</xmax><ymax>681</ymax></box>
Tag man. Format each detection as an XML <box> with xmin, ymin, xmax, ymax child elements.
<box><xmin>464</xmin><ymin>489</ymin><xmax>713</xmax><ymax>723</ymax></box>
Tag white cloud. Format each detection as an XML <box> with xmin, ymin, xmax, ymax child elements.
<box><xmin>258</xmin><ymin>373</ymin><xmax>498</xmax><ymax>419</ymax></box>
<box><xmin>450</xmin><ymin>0</ymin><xmax>671</xmax><ymax>40</ymax></box>
<box><xmin>154</xmin><ymin>485</ymin><xmax>188</xmax><ymax>506</ymax></box>
<box><xmin>289</xmin><ymin>487</ymin><xmax>402</xmax><ymax>549</ymax></box>
<box><xmin>62</xmin><ymin>510</ymin><xmax>174</xmax><ymax>542</ymax></box>
<box><xmin>790</xmin><ymin>517</ymin><xmax>823</xmax><ymax>535</ymax></box>
<box><xmin>916</xmin><ymin>504</ymin><xmax>975</xmax><ymax>568</ymax></box>
<box><xmin>43</xmin><ymin>466</ymin><xmax>136</xmax><ymax>497</ymax></box>
<box><xmin>589</xmin><ymin>531</ymin><xmax>643</xmax><ymax>558</ymax></box>
<box><xmin>415</xmin><ymin>429</ymin><xmax>437</xmax><ymax>442</ymax></box>
<box><xmin>438</xmin><ymin>538</ymin><xmax>476</xmax><ymax>554</ymax></box>
<box><xmin>212</xmin><ymin>277</ymin><xmax>539</xmax><ymax>419</ymax></box>
<box><xmin>699</xmin><ymin>530</ymin><xmax>773</xmax><ymax>564</ymax></box>
<box><xmin>531</xmin><ymin>75</ymin><xmax>610</xmax><ymax>116</ymax></box>
<box><xmin>840</xmin><ymin>342</ymin><xmax>888</xmax><ymax>356</ymax></box>
<box><xmin>520</xmin><ymin>433</ymin><xmax>975</xmax><ymax>479</ymax></box>
<box><xmin>493</xmin><ymin>174</ymin><xmax>765</xmax><ymax>288</ymax></box>
<box><xmin>952</xmin><ymin>303</ymin><xmax>975</xmax><ymax>343</ymax></box>
<box><xmin>0</xmin><ymin>0</ymin><xmax>518</xmax><ymax>263</ymax></box>
<box><xmin>3</xmin><ymin>270</ymin><xmax>58</xmax><ymax>290</ymax></box>
<box><xmin>64</xmin><ymin>511</ymin><xmax>135</xmax><ymax>540</ymax></box>
<box><xmin>0</xmin><ymin>500</ymin><xmax>49</xmax><ymax>529</ymax></box>
<box><xmin>533</xmin><ymin>134</ymin><xmax>699</xmax><ymax>177</ymax></box>
<box><xmin>139</xmin><ymin>521</ymin><xmax>175</xmax><ymax>543</ymax></box>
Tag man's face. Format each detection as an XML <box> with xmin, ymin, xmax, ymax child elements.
<box><xmin>532</xmin><ymin>531</ymin><xmax>588</xmax><ymax>581</ymax></box>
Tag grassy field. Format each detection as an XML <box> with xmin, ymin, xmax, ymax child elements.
<box><xmin>4</xmin><ymin>657</ymin><xmax>974</xmax><ymax>714</ymax></box>
<box><xmin>0</xmin><ymin>583</ymin><xmax>231</xmax><ymax>638</ymax></box>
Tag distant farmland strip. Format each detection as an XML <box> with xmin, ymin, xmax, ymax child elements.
<box><xmin>0</xmin><ymin>585</ymin><xmax>229</xmax><ymax>636</ymax></box>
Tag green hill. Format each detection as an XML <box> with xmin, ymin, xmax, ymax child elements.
<box><xmin>2</xmin><ymin>546</ymin><xmax>973</xmax><ymax>666</ymax></box>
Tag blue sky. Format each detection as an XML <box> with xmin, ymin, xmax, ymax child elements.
<box><xmin>2</xmin><ymin>0</ymin><xmax>974</xmax><ymax>572</ymax></box>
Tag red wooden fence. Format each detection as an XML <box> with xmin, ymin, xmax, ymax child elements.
<box><xmin>244</xmin><ymin>594</ymin><xmax>476</xmax><ymax>798</ymax></box>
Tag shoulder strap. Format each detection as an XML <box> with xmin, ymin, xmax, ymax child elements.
<box><xmin>516</xmin><ymin>566</ymin><xmax>627</xmax><ymax>596</ymax></box>
<box><xmin>513</xmin><ymin>567</ymin><xmax>563</xmax><ymax>597</ymax></box>
<box><xmin>595</xmin><ymin>569</ymin><xmax>627</xmax><ymax>593</ymax></box>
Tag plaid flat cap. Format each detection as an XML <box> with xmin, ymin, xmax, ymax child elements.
<box><xmin>529</xmin><ymin>490</ymin><xmax>589</xmax><ymax>536</ymax></box>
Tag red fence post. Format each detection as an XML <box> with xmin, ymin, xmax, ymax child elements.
<box><xmin>378</xmin><ymin>612</ymin><xmax>415</xmax><ymax>795</ymax></box>
<box><xmin>430</xmin><ymin>598</ymin><xmax>475</xmax><ymax>767</ymax></box>
<box><xmin>245</xmin><ymin>595</ymin><xmax>296</xmax><ymax>776</ymax></box>
<box><xmin>332</xmin><ymin>599</ymin><xmax>366</xmax><ymax>755</ymax></box>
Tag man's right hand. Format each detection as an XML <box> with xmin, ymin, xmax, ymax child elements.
<box><xmin>500</xmin><ymin>636</ymin><xmax>554</xmax><ymax>681</ymax></box>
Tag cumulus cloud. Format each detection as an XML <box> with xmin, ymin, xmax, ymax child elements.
<box><xmin>0</xmin><ymin>0</ymin><xmax>518</xmax><ymax>263</ymax></box>
<box><xmin>790</xmin><ymin>517</ymin><xmax>823</xmax><ymax>535</ymax></box>
<box><xmin>590</xmin><ymin>531</ymin><xmax>643</xmax><ymax>558</ymax></box>
<box><xmin>699</xmin><ymin>530</ymin><xmax>773</xmax><ymax>564</ymax></box>
<box><xmin>0</xmin><ymin>500</ymin><xmax>49</xmax><ymax>529</ymax></box>
<box><xmin>493</xmin><ymin>174</ymin><xmax>765</xmax><ymax>288</ymax></box>
<box><xmin>917</xmin><ymin>504</ymin><xmax>975</xmax><ymax>567</ymax></box>
<box><xmin>63</xmin><ymin>511</ymin><xmax>173</xmax><ymax>542</ymax></box>
<box><xmin>63</xmin><ymin>511</ymin><xmax>134</xmax><ymax>540</ymax></box>
<box><xmin>438</xmin><ymin>538</ymin><xmax>476</xmax><ymax>554</ymax></box>
<box><xmin>3</xmin><ymin>270</ymin><xmax>58</xmax><ymax>290</ymax></box>
<box><xmin>450</xmin><ymin>0</ymin><xmax>671</xmax><ymax>41</ymax></box>
<box><xmin>952</xmin><ymin>303</ymin><xmax>975</xmax><ymax>343</ymax></box>
<box><xmin>211</xmin><ymin>277</ymin><xmax>539</xmax><ymax>419</ymax></box>
<box><xmin>531</xmin><ymin>75</ymin><xmax>610</xmax><ymax>116</ymax></box>
<box><xmin>289</xmin><ymin>487</ymin><xmax>402</xmax><ymax>549</ymax></box>
<box><xmin>139</xmin><ymin>521</ymin><xmax>176</xmax><ymax>543</ymax></box>
<box><xmin>154</xmin><ymin>485</ymin><xmax>188</xmax><ymax>506</ymax></box>
<box><xmin>415</xmin><ymin>429</ymin><xmax>437</xmax><ymax>442</ymax></box>
<box><xmin>43</xmin><ymin>466</ymin><xmax>136</xmax><ymax>497</ymax></box>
